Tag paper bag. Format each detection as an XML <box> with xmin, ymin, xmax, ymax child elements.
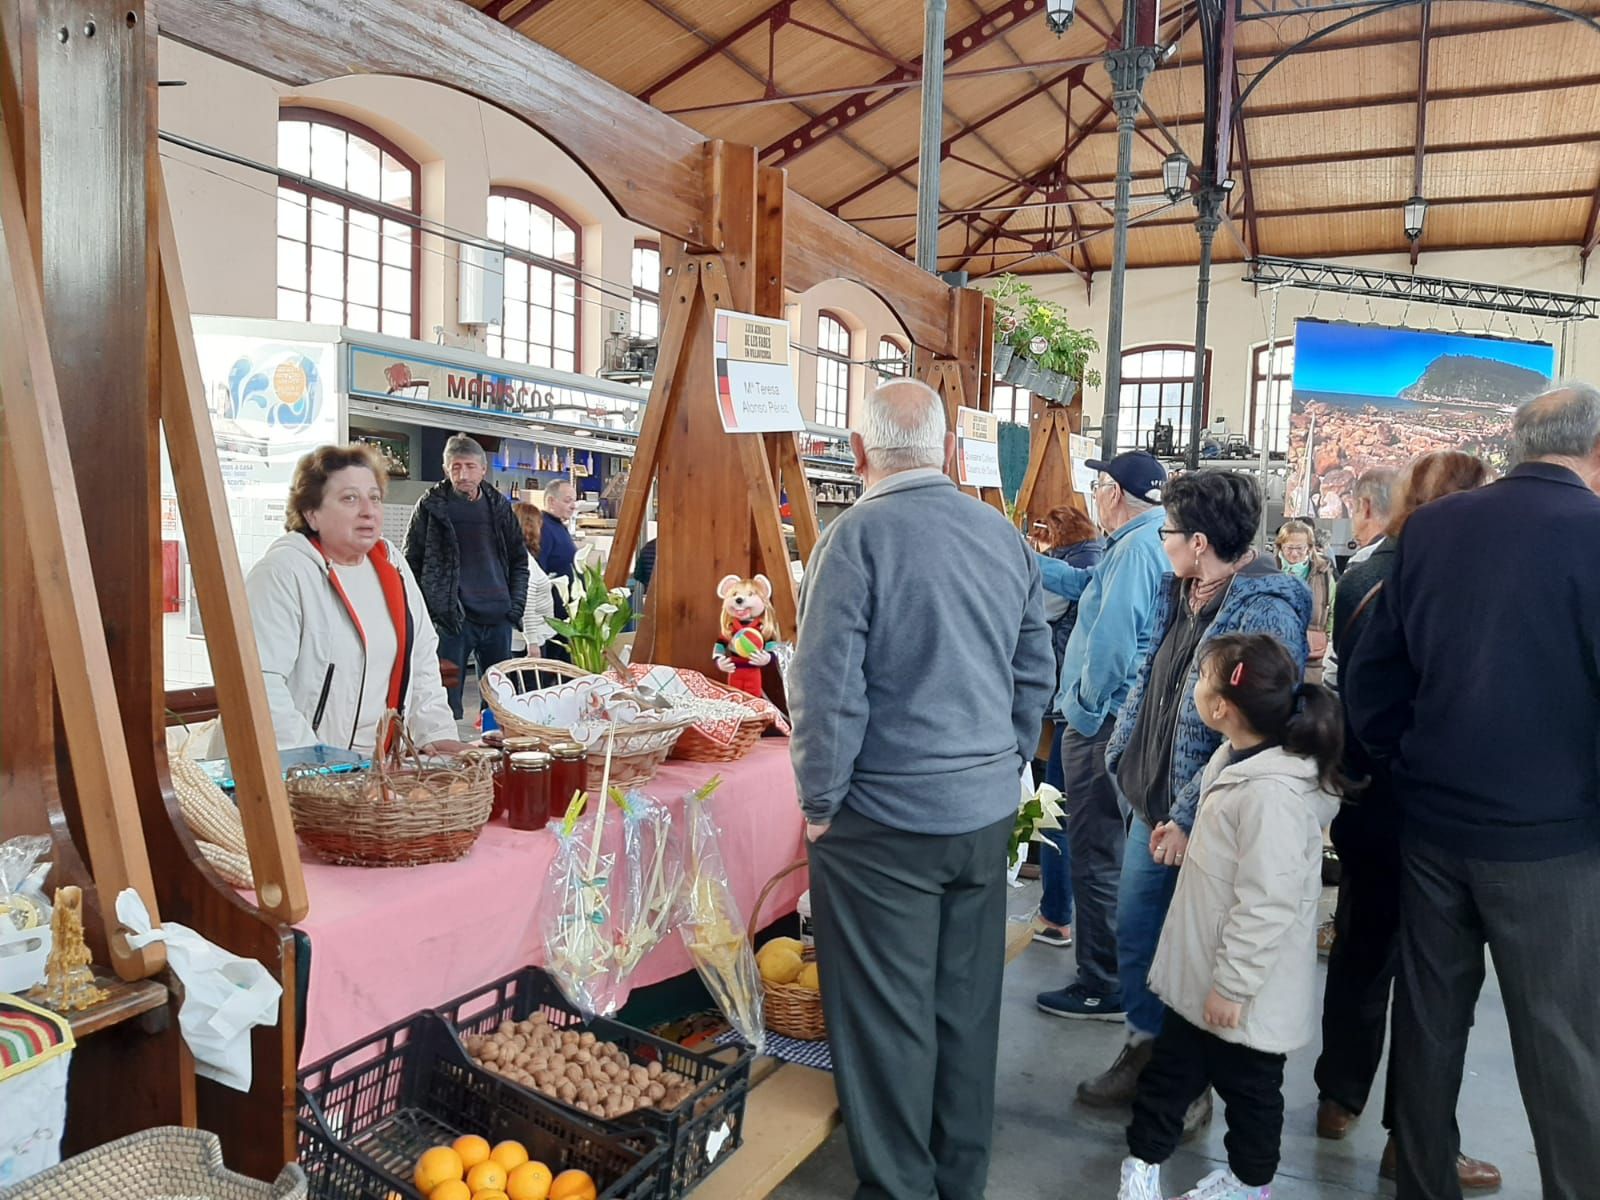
<box><xmin>116</xmin><ymin>889</ymin><xmax>282</xmax><ymax>1092</ymax></box>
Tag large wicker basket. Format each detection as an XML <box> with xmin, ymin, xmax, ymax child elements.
<box><xmin>0</xmin><ymin>1126</ymin><xmax>306</xmax><ymax>1199</ymax></box>
<box><xmin>670</xmin><ymin>676</ymin><xmax>773</xmax><ymax>764</ymax></box>
<box><xmin>480</xmin><ymin>657</ymin><xmax>692</xmax><ymax>788</ymax></box>
<box><xmin>750</xmin><ymin>859</ymin><xmax>826</xmax><ymax>1042</ymax></box>
<box><xmin>285</xmin><ymin>717</ymin><xmax>493</xmax><ymax>867</ymax></box>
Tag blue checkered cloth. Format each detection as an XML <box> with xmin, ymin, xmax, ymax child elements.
<box><xmin>716</xmin><ymin>1029</ymin><xmax>833</xmax><ymax>1072</ymax></box>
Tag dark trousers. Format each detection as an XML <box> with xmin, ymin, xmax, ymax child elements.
<box><xmin>1129</xmin><ymin>1010</ymin><xmax>1287</xmax><ymax>1188</ymax></box>
<box><xmin>1038</xmin><ymin>726</ymin><xmax>1073</xmax><ymax>927</ymax></box>
<box><xmin>437</xmin><ymin>618</ymin><xmax>513</xmax><ymax>719</ymax></box>
<box><xmin>1314</xmin><ymin>806</ymin><xmax>1402</xmax><ymax>1127</ymax></box>
<box><xmin>1392</xmin><ymin>840</ymin><xmax>1600</xmax><ymax>1200</ymax></box>
<box><xmin>1061</xmin><ymin>717</ymin><xmax>1124</xmax><ymax>996</ymax></box>
<box><xmin>808</xmin><ymin>804</ymin><xmax>1012</xmax><ymax>1200</ymax></box>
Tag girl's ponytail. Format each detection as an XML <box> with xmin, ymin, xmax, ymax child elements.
<box><xmin>1200</xmin><ymin>633</ymin><xmax>1349</xmax><ymax>794</ymax></box>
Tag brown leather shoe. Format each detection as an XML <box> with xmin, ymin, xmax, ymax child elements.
<box><xmin>1380</xmin><ymin>1137</ymin><xmax>1504</xmax><ymax>1192</ymax></box>
<box><xmin>1075</xmin><ymin>1038</ymin><xmax>1154</xmax><ymax>1107</ymax></box>
<box><xmin>1317</xmin><ymin>1099</ymin><xmax>1358</xmax><ymax>1140</ymax></box>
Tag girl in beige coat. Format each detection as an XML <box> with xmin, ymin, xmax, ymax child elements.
<box><xmin>1118</xmin><ymin>633</ymin><xmax>1344</xmax><ymax>1200</ymax></box>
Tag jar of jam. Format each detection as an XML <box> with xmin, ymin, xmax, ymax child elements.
<box><xmin>547</xmin><ymin>741</ymin><xmax>588</xmax><ymax>819</ymax></box>
<box><xmin>497</xmin><ymin>737</ymin><xmax>542</xmax><ymax>822</ymax></box>
<box><xmin>506</xmin><ymin>750</ymin><xmax>553</xmax><ymax>831</ymax></box>
<box><xmin>459</xmin><ymin>748</ymin><xmax>503</xmax><ymax>821</ymax></box>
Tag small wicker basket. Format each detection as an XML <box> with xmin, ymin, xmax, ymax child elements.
<box><xmin>479</xmin><ymin>657</ymin><xmax>692</xmax><ymax>788</ymax></box>
<box><xmin>0</xmin><ymin>1126</ymin><xmax>306</xmax><ymax>1199</ymax></box>
<box><xmin>749</xmin><ymin>858</ymin><xmax>826</xmax><ymax>1042</ymax></box>
<box><xmin>284</xmin><ymin>716</ymin><xmax>493</xmax><ymax>867</ymax></box>
<box><xmin>669</xmin><ymin>677</ymin><xmax>773</xmax><ymax>764</ymax></box>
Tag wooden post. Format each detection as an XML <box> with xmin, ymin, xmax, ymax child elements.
<box><xmin>920</xmin><ymin>287</ymin><xmax>1004</xmax><ymax>514</ymax></box>
<box><xmin>1014</xmin><ymin>394</ymin><xmax>1089</xmax><ymax>528</ymax></box>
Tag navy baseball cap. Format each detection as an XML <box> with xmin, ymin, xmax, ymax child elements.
<box><xmin>1084</xmin><ymin>450</ymin><xmax>1167</xmax><ymax>503</ymax></box>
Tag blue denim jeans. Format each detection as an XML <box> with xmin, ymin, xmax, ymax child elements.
<box><xmin>1039</xmin><ymin>725</ymin><xmax>1074</xmax><ymax>928</ymax></box>
<box><xmin>1118</xmin><ymin>813</ymin><xmax>1182</xmax><ymax>1039</ymax></box>
<box><xmin>437</xmin><ymin>619</ymin><xmax>513</xmax><ymax>720</ymax></box>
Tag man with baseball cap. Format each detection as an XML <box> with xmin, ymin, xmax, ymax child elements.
<box><xmin>1034</xmin><ymin>450</ymin><xmax>1172</xmax><ymax>1024</ymax></box>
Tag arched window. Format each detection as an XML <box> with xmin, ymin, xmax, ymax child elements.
<box><xmin>276</xmin><ymin>109</ymin><xmax>420</xmax><ymax>337</ymax></box>
<box><xmin>1116</xmin><ymin>344</ymin><xmax>1213</xmax><ymax>454</ymax></box>
<box><xmin>631</xmin><ymin>241</ymin><xmax>661</xmax><ymax>339</ymax></box>
<box><xmin>1248</xmin><ymin>340</ymin><xmax>1294</xmax><ymax>457</ymax></box>
<box><xmin>487</xmin><ymin>188</ymin><xmax>582</xmax><ymax>372</ymax></box>
<box><xmin>992</xmin><ymin>380</ymin><xmax>1029</xmax><ymax>425</ymax></box>
<box><xmin>815</xmin><ymin>312</ymin><xmax>852</xmax><ymax>428</ymax></box>
<box><xmin>875</xmin><ymin>336</ymin><xmax>908</xmax><ymax>380</ymax></box>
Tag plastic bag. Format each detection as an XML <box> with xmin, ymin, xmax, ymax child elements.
<box><xmin>116</xmin><ymin>889</ymin><xmax>282</xmax><ymax>1092</ymax></box>
<box><xmin>678</xmin><ymin>779</ymin><xmax>764</xmax><ymax>1053</ymax></box>
<box><xmin>543</xmin><ymin>789</ymin><xmax>632</xmax><ymax>1017</ymax></box>
<box><xmin>0</xmin><ymin>836</ymin><xmax>54</xmax><ymax>994</ymax></box>
<box><xmin>613</xmin><ymin>790</ymin><xmax>684</xmax><ymax>977</ymax></box>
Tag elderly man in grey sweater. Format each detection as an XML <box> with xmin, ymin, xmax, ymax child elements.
<box><xmin>790</xmin><ymin>378</ymin><xmax>1056</xmax><ymax>1200</ymax></box>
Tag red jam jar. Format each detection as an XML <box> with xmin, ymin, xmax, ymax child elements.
<box><xmin>506</xmin><ymin>750</ymin><xmax>553</xmax><ymax>831</ymax></box>
<box><xmin>497</xmin><ymin>737</ymin><xmax>541</xmax><ymax>822</ymax></box>
<box><xmin>459</xmin><ymin>747</ymin><xmax>503</xmax><ymax>821</ymax></box>
<box><xmin>547</xmin><ymin>741</ymin><xmax>588</xmax><ymax>820</ymax></box>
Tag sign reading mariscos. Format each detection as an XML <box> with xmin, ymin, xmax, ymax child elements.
<box><xmin>714</xmin><ymin>309</ymin><xmax>805</xmax><ymax>433</ymax></box>
<box><xmin>347</xmin><ymin>345</ymin><xmax>642</xmax><ymax>432</ymax></box>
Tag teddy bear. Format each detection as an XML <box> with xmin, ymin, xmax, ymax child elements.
<box><xmin>713</xmin><ymin>574</ymin><xmax>779</xmax><ymax>698</ymax></box>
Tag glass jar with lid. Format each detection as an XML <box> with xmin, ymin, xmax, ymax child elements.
<box><xmin>547</xmin><ymin>741</ymin><xmax>588</xmax><ymax>820</ymax></box>
<box><xmin>506</xmin><ymin>750</ymin><xmax>553</xmax><ymax>831</ymax></box>
<box><xmin>496</xmin><ymin>737</ymin><xmax>542</xmax><ymax>822</ymax></box>
<box><xmin>458</xmin><ymin>747</ymin><xmax>504</xmax><ymax>823</ymax></box>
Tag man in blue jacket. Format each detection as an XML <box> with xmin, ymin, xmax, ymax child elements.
<box><xmin>1346</xmin><ymin>385</ymin><xmax>1600</xmax><ymax>1200</ymax></box>
<box><xmin>1034</xmin><ymin>451</ymin><xmax>1171</xmax><ymax>1022</ymax></box>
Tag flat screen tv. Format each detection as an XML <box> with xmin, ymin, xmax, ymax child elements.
<box><xmin>1288</xmin><ymin>320</ymin><xmax>1555</xmax><ymax>520</ymax></box>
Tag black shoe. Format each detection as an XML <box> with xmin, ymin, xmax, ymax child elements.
<box><xmin>1037</xmin><ymin>983</ymin><xmax>1125</xmax><ymax>1022</ymax></box>
<box><xmin>1077</xmin><ymin>1039</ymin><xmax>1154</xmax><ymax>1107</ymax></box>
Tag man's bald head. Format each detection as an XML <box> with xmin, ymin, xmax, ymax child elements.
<box><xmin>856</xmin><ymin>379</ymin><xmax>949</xmax><ymax>475</ymax></box>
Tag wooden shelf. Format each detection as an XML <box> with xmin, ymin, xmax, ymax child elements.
<box><xmin>46</xmin><ymin>974</ymin><xmax>171</xmax><ymax>1041</ymax></box>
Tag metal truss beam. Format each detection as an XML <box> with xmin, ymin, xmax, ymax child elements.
<box><xmin>1236</xmin><ymin>0</ymin><xmax>1406</xmax><ymax>17</ymax></box>
<box><xmin>636</xmin><ymin>0</ymin><xmax>793</xmax><ymax>102</ymax></box>
<box><xmin>759</xmin><ymin>0</ymin><xmax>1048</xmax><ymax>168</ymax></box>
<box><xmin>1244</xmin><ymin>255</ymin><xmax>1600</xmax><ymax>319</ymax></box>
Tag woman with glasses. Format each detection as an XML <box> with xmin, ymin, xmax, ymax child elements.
<box><xmin>1274</xmin><ymin>519</ymin><xmax>1335</xmax><ymax>683</ymax></box>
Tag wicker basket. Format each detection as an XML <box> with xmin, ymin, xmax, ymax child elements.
<box><xmin>749</xmin><ymin>859</ymin><xmax>826</xmax><ymax>1042</ymax></box>
<box><xmin>670</xmin><ymin>676</ymin><xmax>773</xmax><ymax>764</ymax></box>
<box><xmin>0</xmin><ymin>1126</ymin><xmax>306</xmax><ymax>1198</ymax></box>
<box><xmin>285</xmin><ymin>717</ymin><xmax>493</xmax><ymax>867</ymax></box>
<box><xmin>480</xmin><ymin>657</ymin><xmax>692</xmax><ymax>788</ymax></box>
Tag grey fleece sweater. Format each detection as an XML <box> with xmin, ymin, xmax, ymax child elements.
<box><xmin>788</xmin><ymin>469</ymin><xmax>1056</xmax><ymax>835</ymax></box>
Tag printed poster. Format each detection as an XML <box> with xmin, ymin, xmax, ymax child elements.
<box><xmin>714</xmin><ymin>309</ymin><xmax>804</xmax><ymax>433</ymax></box>
<box><xmin>1070</xmin><ymin>433</ymin><xmax>1098</xmax><ymax>501</ymax></box>
<box><xmin>955</xmin><ymin>406</ymin><xmax>1002</xmax><ymax>488</ymax></box>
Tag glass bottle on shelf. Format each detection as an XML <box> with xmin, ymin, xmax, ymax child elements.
<box><xmin>506</xmin><ymin>750</ymin><xmax>553</xmax><ymax>831</ymax></box>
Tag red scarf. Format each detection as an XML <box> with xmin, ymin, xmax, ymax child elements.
<box><xmin>308</xmin><ymin>534</ymin><xmax>413</xmax><ymax>752</ymax></box>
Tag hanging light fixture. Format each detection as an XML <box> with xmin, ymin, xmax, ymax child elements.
<box><xmin>1404</xmin><ymin>195</ymin><xmax>1428</xmax><ymax>241</ymax></box>
<box><xmin>1046</xmin><ymin>0</ymin><xmax>1076</xmax><ymax>35</ymax></box>
<box><xmin>1162</xmin><ymin>151</ymin><xmax>1191</xmax><ymax>203</ymax></box>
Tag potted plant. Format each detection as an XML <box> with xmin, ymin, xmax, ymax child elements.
<box><xmin>990</xmin><ymin>274</ymin><xmax>1035</xmax><ymax>375</ymax></box>
<box><xmin>549</xmin><ymin>559</ymin><xmax>635</xmax><ymax>675</ymax></box>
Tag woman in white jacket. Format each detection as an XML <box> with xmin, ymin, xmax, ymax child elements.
<box><xmin>245</xmin><ymin>444</ymin><xmax>464</xmax><ymax>756</ymax></box>
<box><xmin>513</xmin><ymin>501</ymin><xmax>557</xmax><ymax>654</ymax></box>
<box><xmin>1119</xmin><ymin>633</ymin><xmax>1344</xmax><ymax>1200</ymax></box>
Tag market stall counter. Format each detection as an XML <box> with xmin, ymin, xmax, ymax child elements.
<box><xmin>252</xmin><ymin>740</ymin><xmax>804</xmax><ymax>1066</ymax></box>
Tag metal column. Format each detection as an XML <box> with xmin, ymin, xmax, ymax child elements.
<box><xmin>1186</xmin><ymin>186</ymin><xmax>1226</xmax><ymax>468</ymax></box>
<box><xmin>914</xmin><ymin>0</ymin><xmax>948</xmax><ymax>274</ymax></box>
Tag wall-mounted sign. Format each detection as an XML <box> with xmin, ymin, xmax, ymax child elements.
<box><xmin>956</xmin><ymin>406</ymin><xmax>1002</xmax><ymax>488</ymax></box>
<box><xmin>347</xmin><ymin>345</ymin><xmax>643</xmax><ymax>433</ymax></box>
<box><xmin>714</xmin><ymin>309</ymin><xmax>804</xmax><ymax>433</ymax></box>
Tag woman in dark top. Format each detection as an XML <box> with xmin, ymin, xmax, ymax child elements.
<box><xmin>529</xmin><ymin>480</ymin><xmax>579</xmax><ymax>662</ymax></box>
<box><xmin>1314</xmin><ymin>449</ymin><xmax>1499</xmax><ymax>1190</ymax></box>
<box><xmin>1033</xmin><ymin>505</ymin><xmax>1105</xmax><ymax>946</ymax></box>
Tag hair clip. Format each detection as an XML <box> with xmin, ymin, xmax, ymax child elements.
<box><xmin>1229</xmin><ymin>662</ymin><xmax>1245</xmax><ymax>687</ymax></box>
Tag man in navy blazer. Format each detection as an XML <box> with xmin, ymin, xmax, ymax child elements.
<box><xmin>1345</xmin><ymin>384</ymin><xmax>1600</xmax><ymax>1200</ymax></box>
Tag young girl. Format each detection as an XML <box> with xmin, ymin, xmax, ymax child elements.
<box><xmin>1118</xmin><ymin>632</ymin><xmax>1346</xmax><ymax>1200</ymax></box>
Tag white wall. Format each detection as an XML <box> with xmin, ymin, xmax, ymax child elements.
<box><xmin>1024</xmin><ymin>246</ymin><xmax>1600</xmax><ymax>445</ymax></box>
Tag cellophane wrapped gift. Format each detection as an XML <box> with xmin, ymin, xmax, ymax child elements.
<box><xmin>542</xmin><ymin>790</ymin><xmax>633</xmax><ymax>1018</ymax></box>
<box><xmin>677</xmin><ymin>780</ymin><xmax>765</xmax><ymax>1053</ymax></box>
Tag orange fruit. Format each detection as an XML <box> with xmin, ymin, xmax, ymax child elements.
<box><xmin>466</xmin><ymin>1161</ymin><xmax>508</xmax><ymax>1195</ymax></box>
<box><xmin>489</xmin><ymin>1141</ymin><xmax>530</xmax><ymax>1171</ymax></box>
<box><xmin>415</xmin><ymin>1146</ymin><xmax>465</xmax><ymax>1194</ymax></box>
<box><xmin>548</xmin><ymin>1169</ymin><xmax>597</xmax><ymax>1200</ymax></box>
<box><xmin>472</xmin><ymin>1193</ymin><xmax>510</xmax><ymax>1200</ymax></box>
<box><xmin>507</xmin><ymin>1160</ymin><xmax>555</xmax><ymax>1200</ymax></box>
<box><xmin>429</xmin><ymin>1183</ymin><xmax>471</xmax><ymax>1200</ymax></box>
<box><xmin>453</xmin><ymin>1135</ymin><xmax>492</xmax><ymax>1169</ymax></box>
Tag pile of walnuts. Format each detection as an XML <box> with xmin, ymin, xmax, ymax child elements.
<box><xmin>465</xmin><ymin>1013</ymin><xmax>696</xmax><ymax>1120</ymax></box>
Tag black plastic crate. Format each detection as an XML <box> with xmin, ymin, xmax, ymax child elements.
<box><xmin>434</xmin><ymin>968</ymin><xmax>753</xmax><ymax>1200</ymax></box>
<box><xmin>297</xmin><ymin>1013</ymin><xmax>664</xmax><ymax>1200</ymax></box>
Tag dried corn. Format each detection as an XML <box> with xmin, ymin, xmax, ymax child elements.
<box><xmin>169</xmin><ymin>752</ymin><xmax>250</xmax><ymax>857</ymax></box>
<box><xmin>196</xmin><ymin>840</ymin><xmax>254</xmax><ymax>889</ymax></box>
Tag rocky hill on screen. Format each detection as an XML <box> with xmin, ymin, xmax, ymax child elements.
<box><xmin>1399</xmin><ymin>354</ymin><xmax>1547</xmax><ymax>408</ymax></box>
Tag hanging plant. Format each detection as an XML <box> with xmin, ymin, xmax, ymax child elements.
<box><xmin>989</xmin><ymin>274</ymin><xmax>1102</xmax><ymax>392</ymax></box>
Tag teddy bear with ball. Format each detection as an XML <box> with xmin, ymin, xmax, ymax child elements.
<box><xmin>713</xmin><ymin>573</ymin><xmax>779</xmax><ymax>698</ymax></box>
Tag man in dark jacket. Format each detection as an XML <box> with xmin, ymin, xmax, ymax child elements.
<box><xmin>1346</xmin><ymin>384</ymin><xmax>1600</xmax><ymax>1200</ymax></box>
<box><xmin>404</xmin><ymin>434</ymin><xmax>529</xmax><ymax>718</ymax></box>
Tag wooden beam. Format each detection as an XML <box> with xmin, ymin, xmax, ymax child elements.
<box><xmin>0</xmin><ymin>118</ymin><xmax>164</xmax><ymax>981</ymax></box>
<box><xmin>1169</xmin><ymin>11</ymin><xmax>1573</xmax><ymax>69</ymax></box>
<box><xmin>1411</xmin><ymin>0</ymin><xmax>1433</xmax><ymax>267</ymax></box>
<box><xmin>636</xmin><ymin>0</ymin><xmax>793</xmax><ymax>102</ymax></box>
<box><xmin>1582</xmin><ymin>173</ymin><xmax>1600</xmax><ymax>259</ymax></box>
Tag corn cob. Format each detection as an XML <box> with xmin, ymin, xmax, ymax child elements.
<box><xmin>196</xmin><ymin>840</ymin><xmax>255</xmax><ymax>889</ymax></box>
<box><xmin>169</xmin><ymin>752</ymin><xmax>250</xmax><ymax>858</ymax></box>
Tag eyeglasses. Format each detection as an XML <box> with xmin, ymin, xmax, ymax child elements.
<box><xmin>1159</xmin><ymin>527</ymin><xmax>1192</xmax><ymax>539</ymax></box>
<box><xmin>1279</xmin><ymin>543</ymin><xmax>1312</xmax><ymax>559</ymax></box>
<box><xmin>1093</xmin><ymin>479</ymin><xmax>1118</xmax><ymax>492</ymax></box>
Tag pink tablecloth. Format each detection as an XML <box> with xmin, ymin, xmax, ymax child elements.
<box><xmin>286</xmin><ymin>740</ymin><xmax>807</xmax><ymax>1065</ymax></box>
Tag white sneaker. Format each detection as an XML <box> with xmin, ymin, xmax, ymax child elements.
<box><xmin>1118</xmin><ymin>1156</ymin><xmax>1163</xmax><ymax>1200</ymax></box>
<box><xmin>1172</xmin><ymin>1167</ymin><xmax>1270</xmax><ymax>1200</ymax></box>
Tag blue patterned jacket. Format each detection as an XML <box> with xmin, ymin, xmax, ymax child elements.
<box><xmin>1106</xmin><ymin>559</ymin><xmax>1311</xmax><ymax>833</ymax></box>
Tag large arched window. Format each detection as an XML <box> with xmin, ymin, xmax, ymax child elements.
<box><xmin>1116</xmin><ymin>344</ymin><xmax>1213</xmax><ymax>453</ymax></box>
<box><xmin>631</xmin><ymin>241</ymin><xmax>661</xmax><ymax>339</ymax></box>
<box><xmin>875</xmin><ymin>336</ymin><xmax>908</xmax><ymax>381</ymax></box>
<box><xmin>1248</xmin><ymin>340</ymin><xmax>1294</xmax><ymax>457</ymax></box>
<box><xmin>487</xmin><ymin>188</ymin><xmax>582</xmax><ymax>372</ymax></box>
<box><xmin>276</xmin><ymin>109</ymin><xmax>420</xmax><ymax>337</ymax></box>
<box><xmin>815</xmin><ymin>312</ymin><xmax>852</xmax><ymax>428</ymax></box>
<box><xmin>992</xmin><ymin>380</ymin><xmax>1029</xmax><ymax>425</ymax></box>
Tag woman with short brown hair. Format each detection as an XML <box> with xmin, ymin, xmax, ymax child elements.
<box><xmin>512</xmin><ymin>501</ymin><xmax>557</xmax><ymax>656</ymax></box>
